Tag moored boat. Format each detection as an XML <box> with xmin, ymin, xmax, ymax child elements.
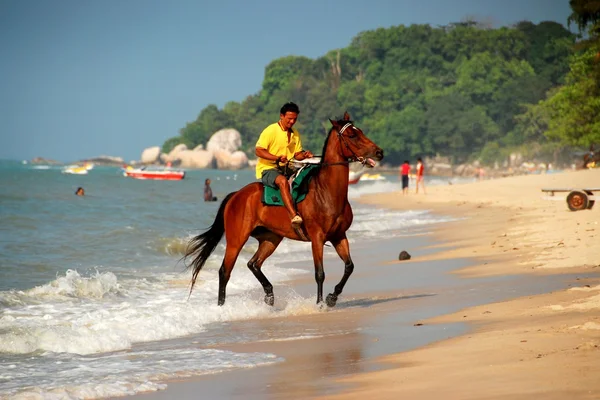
<box><xmin>348</xmin><ymin>170</ymin><xmax>364</xmax><ymax>184</ymax></box>
<box><xmin>360</xmin><ymin>173</ymin><xmax>386</xmax><ymax>181</ymax></box>
<box><xmin>123</xmin><ymin>166</ymin><xmax>185</xmax><ymax>181</ymax></box>
<box><xmin>62</xmin><ymin>165</ymin><xmax>89</xmax><ymax>175</ymax></box>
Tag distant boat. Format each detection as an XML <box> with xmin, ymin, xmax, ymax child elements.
<box><xmin>62</xmin><ymin>162</ymin><xmax>93</xmax><ymax>175</ymax></box>
<box><xmin>122</xmin><ymin>166</ymin><xmax>185</xmax><ymax>181</ymax></box>
<box><xmin>62</xmin><ymin>165</ymin><xmax>89</xmax><ymax>175</ymax></box>
<box><xmin>349</xmin><ymin>170</ymin><xmax>364</xmax><ymax>185</ymax></box>
<box><xmin>360</xmin><ymin>173</ymin><xmax>386</xmax><ymax>181</ymax></box>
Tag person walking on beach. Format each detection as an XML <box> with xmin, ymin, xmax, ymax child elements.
<box><xmin>416</xmin><ymin>157</ymin><xmax>426</xmax><ymax>194</ymax></box>
<box><xmin>255</xmin><ymin>102</ymin><xmax>313</xmax><ymax>227</ymax></box>
<box><xmin>400</xmin><ymin>160</ymin><xmax>410</xmax><ymax>195</ymax></box>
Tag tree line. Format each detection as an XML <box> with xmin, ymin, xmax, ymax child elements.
<box><xmin>163</xmin><ymin>1</ymin><xmax>599</xmax><ymax>167</ymax></box>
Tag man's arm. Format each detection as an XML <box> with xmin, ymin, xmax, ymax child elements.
<box><xmin>293</xmin><ymin>150</ymin><xmax>313</xmax><ymax>161</ymax></box>
<box><xmin>256</xmin><ymin>147</ymin><xmax>286</xmax><ymax>163</ymax></box>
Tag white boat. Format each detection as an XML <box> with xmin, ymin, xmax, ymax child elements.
<box><xmin>62</xmin><ymin>165</ymin><xmax>89</xmax><ymax>175</ymax></box>
<box><xmin>62</xmin><ymin>162</ymin><xmax>93</xmax><ymax>175</ymax></box>
<box><xmin>360</xmin><ymin>173</ymin><xmax>386</xmax><ymax>181</ymax></box>
<box><xmin>349</xmin><ymin>170</ymin><xmax>364</xmax><ymax>184</ymax></box>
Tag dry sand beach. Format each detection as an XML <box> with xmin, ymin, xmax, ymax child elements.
<box><xmin>324</xmin><ymin>167</ymin><xmax>600</xmax><ymax>400</ymax></box>
<box><xmin>132</xmin><ymin>168</ymin><xmax>599</xmax><ymax>400</ymax></box>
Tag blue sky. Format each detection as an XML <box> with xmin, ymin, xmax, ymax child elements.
<box><xmin>0</xmin><ymin>0</ymin><xmax>572</xmax><ymax>162</ymax></box>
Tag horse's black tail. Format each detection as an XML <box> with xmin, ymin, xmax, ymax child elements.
<box><xmin>184</xmin><ymin>191</ymin><xmax>236</xmax><ymax>295</ymax></box>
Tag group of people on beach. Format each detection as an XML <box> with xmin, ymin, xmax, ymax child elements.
<box><xmin>399</xmin><ymin>158</ymin><xmax>426</xmax><ymax>195</ymax></box>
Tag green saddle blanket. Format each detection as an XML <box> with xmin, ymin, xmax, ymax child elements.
<box><xmin>262</xmin><ymin>164</ymin><xmax>320</xmax><ymax>206</ymax></box>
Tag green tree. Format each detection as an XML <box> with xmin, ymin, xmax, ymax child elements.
<box><xmin>163</xmin><ymin>20</ymin><xmax>576</xmax><ymax>165</ymax></box>
<box><xmin>542</xmin><ymin>49</ymin><xmax>600</xmax><ymax>146</ymax></box>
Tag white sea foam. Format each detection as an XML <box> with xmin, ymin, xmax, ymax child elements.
<box><xmin>2</xmin><ymin>347</ymin><xmax>280</xmax><ymax>400</ymax></box>
<box><xmin>0</xmin><ymin>265</ymin><xmax>311</xmax><ymax>356</ymax></box>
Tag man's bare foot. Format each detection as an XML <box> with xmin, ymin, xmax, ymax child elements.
<box><xmin>291</xmin><ymin>214</ymin><xmax>303</xmax><ymax>226</ymax></box>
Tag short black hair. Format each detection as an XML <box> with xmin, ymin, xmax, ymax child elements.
<box><xmin>280</xmin><ymin>102</ymin><xmax>300</xmax><ymax>115</ymax></box>
<box><xmin>404</xmin><ymin>160</ymin><xmax>409</xmax><ymax>164</ymax></box>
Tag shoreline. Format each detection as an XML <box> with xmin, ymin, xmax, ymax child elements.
<box><xmin>127</xmin><ymin>168</ymin><xmax>600</xmax><ymax>400</ymax></box>
<box><xmin>321</xmin><ymin>168</ymin><xmax>600</xmax><ymax>399</ymax></box>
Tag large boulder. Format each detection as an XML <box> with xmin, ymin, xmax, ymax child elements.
<box><xmin>164</xmin><ymin>144</ymin><xmax>189</xmax><ymax>163</ymax></box>
<box><xmin>206</xmin><ymin>129</ymin><xmax>242</xmax><ymax>153</ymax></box>
<box><xmin>176</xmin><ymin>149</ymin><xmax>215</xmax><ymax>169</ymax></box>
<box><xmin>141</xmin><ymin>146</ymin><xmax>161</xmax><ymax>164</ymax></box>
<box><xmin>213</xmin><ymin>150</ymin><xmax>249</xmax><ymax>170</ymax></box>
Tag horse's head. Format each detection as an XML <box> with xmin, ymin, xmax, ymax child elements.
<box><xmin>329</xmin><ymin>112</ymin><xmax>384</xmax><ymax>164</ymax></box>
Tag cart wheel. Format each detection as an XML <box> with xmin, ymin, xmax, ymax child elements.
<box><xmin>566</xmin><ymin>191</ymin><xmax>589</xmax><ymax>211</ymax></box>
<box><xmin>585</xmin><ymin>190</ymin><xmax>595</xmax><ymax>209</ymax></box>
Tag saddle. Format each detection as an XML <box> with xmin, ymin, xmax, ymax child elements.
<box><xmin>262</xmin><ymin>164</ymin><xmax>320</xmax><ymax>206</ymax></box>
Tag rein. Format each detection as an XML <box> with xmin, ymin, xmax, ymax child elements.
<box><xmin>277</xmin><ymin>123</ymin><xmax>370</xmax><ymax>169</ymax></box>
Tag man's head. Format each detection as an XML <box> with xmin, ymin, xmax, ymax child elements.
<box><xmin>205</xmin><ymin>178</ymin><xmax>211</xmax><ymax>185</ymax></box>
<box><xmin>279</xmin><ymin>102</ymin><xmax>300</xmax><ymax>131</ymax></box>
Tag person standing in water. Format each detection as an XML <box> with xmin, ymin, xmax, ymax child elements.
<box><xmin>204</xmin><ymin>179</ymin><xmax>217</xmax><ymax>202</ymax></box>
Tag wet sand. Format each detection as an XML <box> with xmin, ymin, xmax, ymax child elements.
<box><xmin>127</xmin><ymin>168</ymin><xmax>600</xmax><ymax>400</ymax></box>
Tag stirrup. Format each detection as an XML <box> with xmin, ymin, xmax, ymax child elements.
<box><xmin>291</xmin><ymin>214</ymin><xmax>303</xmax><ymax>226</ymax></box>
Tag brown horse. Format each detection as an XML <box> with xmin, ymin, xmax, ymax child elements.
<box><xmin>184</xmin><ymin>112</ymin><xmax>384</xmax><ymax>307</ymax></box>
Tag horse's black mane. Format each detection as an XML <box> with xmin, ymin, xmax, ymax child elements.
<box><xmin>320</xmin><ymin>118</ymin><xmax>354</xmax><ymax>162</ymax></box>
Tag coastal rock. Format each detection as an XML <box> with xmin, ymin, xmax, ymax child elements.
<box><xmin>213</xmin><ymin>150</ymin><xmax>249</xmax><ymax>170</ymax></box>
<box><xmin>141</xmin><ymin>147</ymin><xmax>161</xmax><ymax>164</ymax></box>
<box><xmin>81</xmin><ymin>155</ymin><xmax>125</xmax><ymax>166</ymax></box>
<box><xmin>176</xmin><ymin>149</ymin><xmax>215</xmax><ymax>169</ymax></box>
<box><xmin>164</xmin><ymin>144</ymin><xmax>189</xmax><ymax>163</ymax></box>
<box><xmin>227</xmin><ymin>150</ymin><xmax>249</xmax><ymax>169</ymax></box>
<box><xmin>398</xmin><ymin>251</ymin><xmax>411</xmax><ymax>261</ymax></box>
<box><xmin>31</xmin><ymin>157</ymin><xmax>62</xmax><ymax>165</ymax></box>
<box><xmin>206</xmin><ymin>129</ymin><xmax>242</xmax><ymax>153</ymax></box>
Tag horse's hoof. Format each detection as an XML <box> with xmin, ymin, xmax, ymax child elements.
<box><xmin>326</xmin><ymin>293</ymin><xmax>337</xmax><ymax>307</ymax></box>
<box><xmin>264</xmin><ymin>294</ymin><xmax>274</xmax><ymax>306</ymax></box>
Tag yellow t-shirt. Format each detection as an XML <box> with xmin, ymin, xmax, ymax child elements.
<box><xmin>255</xmin><ymin>122</ymin><xmax>303</xmax><ymax>179</ymax></box>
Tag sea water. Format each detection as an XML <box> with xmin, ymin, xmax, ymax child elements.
<box><xmin>0</xmin><ymin>160</ymin><xmax>456</xmax><ymax>399</ymax></box>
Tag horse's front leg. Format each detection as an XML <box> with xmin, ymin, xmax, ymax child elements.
<box><xmin>247</xmin><ymin>234</ymin><xmax>283</xmax><ymax>306</ymax></box>
<box><xmin>310</xmin><ymin>236</ymin><xmax>325</xmax><ymax>304</ymax></box>
<box><xmin>326</xmin><ymin>235</ymin><xmax>354</xmax><ymax>307</ymax></box>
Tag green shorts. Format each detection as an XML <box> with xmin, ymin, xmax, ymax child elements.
<box><xmin>261</xmin><ymin>169</ymin><xmax>283</xmax><ymax>189</ymax></box>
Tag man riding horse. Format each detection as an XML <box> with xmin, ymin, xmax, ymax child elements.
<box><xmin>185</xmin><ymin>109</ymin><xmax>383</xmax><ymax>307</ymax></box>
<box><xmin>255</xmin><ymin>102</ymin><xmax>313</xmax><ymax>227</ymax></box>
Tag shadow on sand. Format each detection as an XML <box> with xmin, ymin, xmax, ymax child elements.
<box><xmin>336</xmin><ymin>293</ymin><xmax>436</xmax><ymax>309</ymax></box>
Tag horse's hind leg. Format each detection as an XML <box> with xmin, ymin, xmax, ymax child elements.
<box><xmin>247</xmin><ymin>233</ymin><xmax>283</xmax><ymax>306</ymax></box>
<box><xmin>218</xmin><ymin>244</ymin><xmax>245</xmax><ymax>306</ymax></box>
<box><xmin>326</xmin><ymin>235</ymin><xmax>354</xmax><ymax>307</ymax></box>
<box><xmin>219</xmin><ymin>229</ymin><xmax>253</xmax><ymax>306</ymax></box>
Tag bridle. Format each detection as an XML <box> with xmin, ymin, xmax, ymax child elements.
<box><xmin>325</xmin><ymin>123</ymin><xmax>371</xmax><ymax>166</ymax></box>
<box><xmin>282</xmin><ymin>122</ymin><xmax>372</xmax><ymax>169</ymax></box>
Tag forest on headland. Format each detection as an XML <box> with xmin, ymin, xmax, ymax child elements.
<box><xmin>163</xmin><ymin>2</ymin><xmax>600</xmax><ymax>167</ymax></box>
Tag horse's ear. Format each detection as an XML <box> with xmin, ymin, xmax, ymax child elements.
<box><xmin>329</xmin><ymin>118</ymin><xmax>338</xmax><ymax>127</ymax></box>
<box><xmin>343</xmin><ymin>111</ymin><xmax>351</xmax><ymax>121</ymax></box>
